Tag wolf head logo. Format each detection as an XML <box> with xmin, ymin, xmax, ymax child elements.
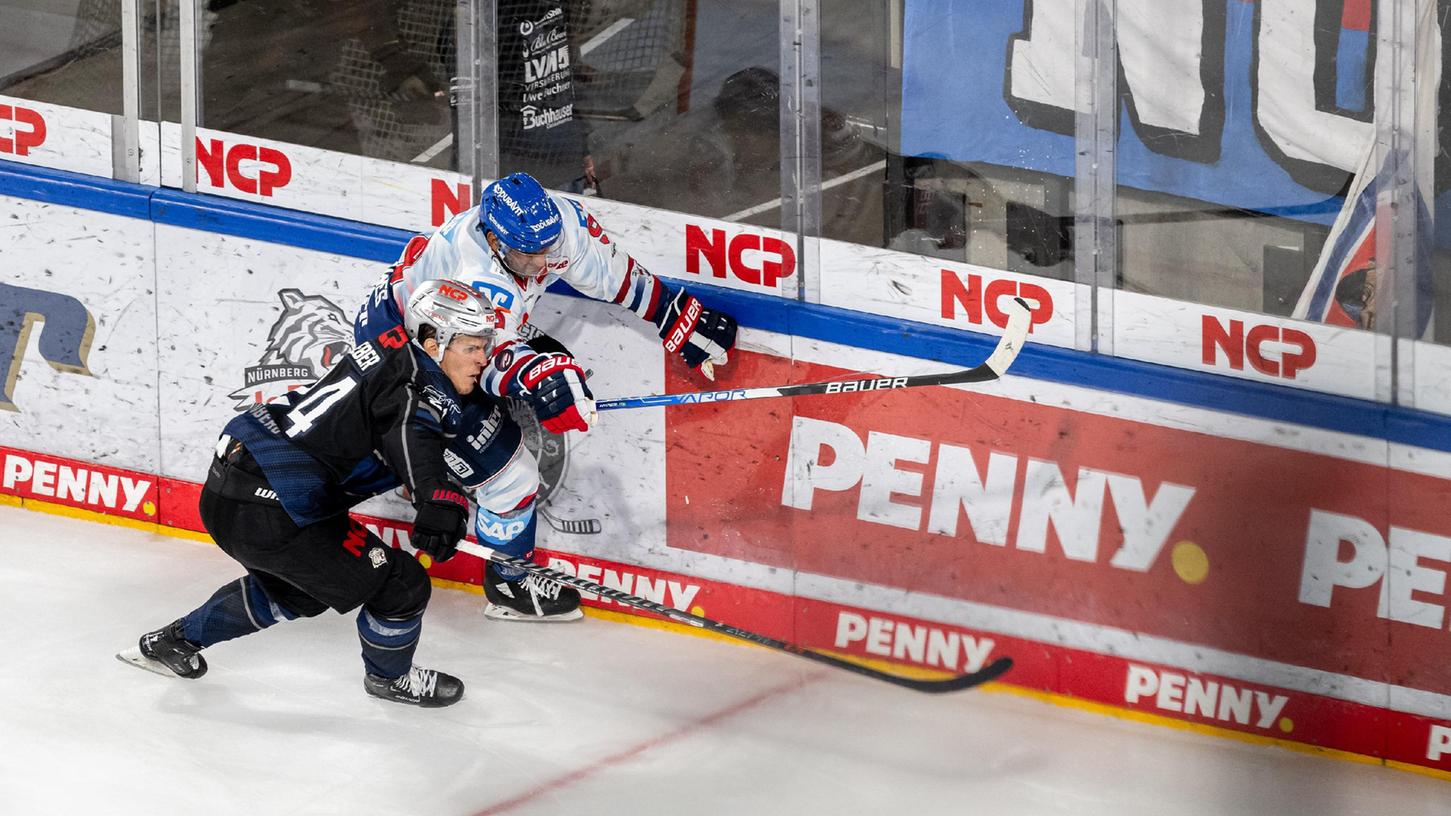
<box><xmin>230</xmin><ymin>289</ymin><xmax>353</xmax><ymax>409</ymax></box>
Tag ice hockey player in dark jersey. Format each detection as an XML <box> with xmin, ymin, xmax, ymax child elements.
<box><xmin>118</xmin><ymin>280</ymin><xmax>499</xmax><ymax>708</ymax></box>
<box><xmin>356</xmin><ymin>172</ymin><xmax>738</xmax><ymax>621</ymax></box>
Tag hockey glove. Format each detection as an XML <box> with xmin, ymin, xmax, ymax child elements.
<box><xmin>654</xmin><ymin>288</ymin><xmax>737</xmax><ymax>380</ymax></box>
<box><xmin>411</xmin><ymin>484</ymin><xmax>470</xmax><ymax>563</ymax></box>
<box><xmin>514</xmin><ymin>352</ymin><xmax>596</xmax><ymax>434</ymax></box>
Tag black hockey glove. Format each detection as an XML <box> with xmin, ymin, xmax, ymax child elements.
<box><xmin>411</xmin><ymin>483</ymin><xmax>469</xmax><ymax>564</ymax></box>
<box><xmin>654</xmin><ymin>288</ymin><xmax>737</xmax><ymax>380</ymax></box>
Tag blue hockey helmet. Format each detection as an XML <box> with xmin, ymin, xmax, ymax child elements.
<box><xmin>479</xmin><ymin>173</ymin><xmax>564</xmax><ymax>279</ymax></box>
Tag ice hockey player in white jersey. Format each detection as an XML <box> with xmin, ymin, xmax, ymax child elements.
<box><xmin>356</xmin><ymin>172</ymin><xmax>738</xmax><ymax>621</ymax></box>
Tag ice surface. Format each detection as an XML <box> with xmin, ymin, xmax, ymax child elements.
<box><xmin>1</xmin><ymin>504</ymin><xmax>1446</xmax><ymax>815</ymax></box>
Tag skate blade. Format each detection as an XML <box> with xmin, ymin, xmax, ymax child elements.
<box><xmin>116</xmin><ymin>647</ymin><xmax>182</xmax><ymax>677</ymax></box>
<box><xmin>484</xmin><ymin>603</ymin><xmax>584</xmax><ymax>623</ymax></box>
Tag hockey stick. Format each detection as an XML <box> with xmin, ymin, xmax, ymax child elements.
<box><xmin>597</xmin><ymin>297</ymin><xmax>1034</xmax><ymax>411</ymax></box>
<box><xmin>457</xmin><ymin>540</ymin><xmax>1013</xmax><ymax>694</ymax></box>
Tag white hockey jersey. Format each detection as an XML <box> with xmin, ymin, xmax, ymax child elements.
<box><xmin>390</xmin><ymin>193</ymin><xmax>668</xmax><ymax>398</ymax></box>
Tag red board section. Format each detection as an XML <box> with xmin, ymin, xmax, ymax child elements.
<box><xmin>664</xmin><ymin>351</ymin><xmax>1451</xmax><ymax>699</ymax></box>
<box><xmin>0</xmin><ymin>445</ymin><xmax>160</xmax><ymax>522</ymax></box>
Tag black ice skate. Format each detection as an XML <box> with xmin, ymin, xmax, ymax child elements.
<box><xmin>483</xmin><ymin>561</ymin><xmax>583</xmax><ymax>622</ymax></box>
<box><xmin>364</xmin><ymin>666</ymin><xmax>464</xmax><ymax>708</ymax></box>
<box><xmin>116</xmin><ymin>620</ymin><xmax>208</xmax><ymax>679</ymax></box>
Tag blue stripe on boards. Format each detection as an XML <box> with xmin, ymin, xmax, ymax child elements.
<box><xmin>0</xmin><ymin>161</ymin><xmax>151</xmax><ymax>219</ymax></box>
<box><xmin>4</xmin><ymin>158</ymin><xmax>1450</xmax><ymax>452</ymax></box>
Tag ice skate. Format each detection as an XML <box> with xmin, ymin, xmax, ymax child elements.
<box><xmin>364</xmin><ymin>666</ymin><xmax>464</xmax><ymax>708</ymax></box>
<box><xmin>116</xmin><ymin>620</ymin><xmax>207</xmax><ymax>679</ymax></box>
<box><xmin>483</xmin><ymin>561</ymin><xmax>583</xmax><ymax>622</ymax></box>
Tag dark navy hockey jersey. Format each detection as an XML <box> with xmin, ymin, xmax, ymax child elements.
<box><xmin>225</xmin><ymin>338</ymin><xmax>466</xmax><ymax>526</ymax></box>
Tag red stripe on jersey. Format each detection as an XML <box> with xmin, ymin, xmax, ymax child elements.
<box><xmin>1342</xmin><ymin>0</ymin><xmax>1371</xmax><ymax>31</ymax></box>
<box><xmin>611</xmin><ymin>261</ymin><xmax>634</xmax><ymax>304</ymax></box>
<box><xmin>390</xmin><ymin>234</ymin><xmax>430</xmax><ymax>284</ymax></box>
<box><xmin>642</xmin><ymin>277</ymin><xmax>665</xmax><ymax>322</ymax></box>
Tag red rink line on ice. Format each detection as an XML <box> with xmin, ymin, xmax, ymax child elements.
<box><xmin>468</xmin><ymin>674</ymin><xmax>820</xmax><ymax>816</ymax></box>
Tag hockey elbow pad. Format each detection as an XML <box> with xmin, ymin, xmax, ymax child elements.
<box><xmin>654</xmin><ymin>287</ymin><xmax>737</xmax><ymax>380</ymax></box>
<box><xmin>513</xmin><ymin>353</ymin><xmax>596</xmax><ymax>434</ymax></box>
<box><xmin>412</xmin><ymin>483</ymin><xmax>469</xmax><ymax>563</ymax></box>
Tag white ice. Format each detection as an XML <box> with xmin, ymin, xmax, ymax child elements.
<box><xmin>2</xmin><ymin>504</ymin><xmax>1447</xmax><ymax>816</ymax></box>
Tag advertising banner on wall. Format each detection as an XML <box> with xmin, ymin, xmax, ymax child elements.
<box><xmin>662</xmin><ymin>348</ymin><xmax>1451</xmax><ymax>705</ymax></box>
<box><xmin>900</xmin><ymin>0</ymin><xmax>1411</xmax><ymax>218</ymax></box>
<box><xmin>0</xmin><ymin>95</ymin><xmax>113</xmax><ymax>178</ymax></box>
<box><xmin>0</xmin><ymin>198</ymin><xmax>160</xmax><ymax>476</ymax></box>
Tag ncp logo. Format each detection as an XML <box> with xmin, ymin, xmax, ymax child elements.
<box><xmin>0</xmin><ymin>283</ymin><xmax>94</xmax><ymax>411</ymax></box>
<box><xmin>197</xmin><ymin>137</ymin><xmax>292</xmax><ymax>197</ymax></box>
<box><xmin>1201</xmin><ymin>315</ymin><xmax>1316</xmax><ymax>380</ymax></box>
<box><xmin>0</xmin><ymin>103</ymin><xmax>46</xmax><ymax>156</ymax></box>
<box><xmin>431</xmin><ymin>179</ymin><xmax>473</xmax><ymax>226</ymax></box>
<box><xmin>685</xmin><ymin>225</ymin><xmax>795</xmax><ymax>290</ymax></box>
<box><xmin>940</xmin><ymin>270</ymin><xmax>1054</xmax><ymax>332</ymax></box>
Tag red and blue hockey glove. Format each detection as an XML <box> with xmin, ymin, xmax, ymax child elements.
<box><xmin>513</xmin><ymin>352</ymin><xmax>596</xmax><ymax>434</ymax></box>
<box><xmin>412</xmin><ymin>483</ymin><xmax>469</xmax><ymax>563</ymax></box>
<box><xmin>653</xmin><ymin>288</ymin><xmax>737</xmax><ymax>380</ymax></box>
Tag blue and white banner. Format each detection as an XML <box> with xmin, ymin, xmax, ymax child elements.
<box><xmin>902</xmin><ymin>0</ymin><xmax>1389</xmax><ymax>222</ymax></box>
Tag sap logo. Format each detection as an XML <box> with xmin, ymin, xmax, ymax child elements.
<box><xmin>0</xmin><ymin>104</ymin><xmax>46</xmax><ymax>156</ymax></box>
<box><xmin>547</xmin><ymin>557</ymin><xmax>702</xmax><ymax>611</ymax></box>
<box><xmin>196</xmin><ymin>138</ymin><xmax>292</xmax><ymax>197</ymax></box>
<box><xmin>1299</xmin><ymin>510</ymin><xmax>1451</xmax><ymax>631</ymax></box>
<box><xmin>1202</xmin><ymin>316</ymin><xmax>1316</xmax><ymax>380</ymax></box>
<box><xmin>479</xmin><ymin>517</ymin><xmax>528</xmax><ymax>542</ymax></box>
<box><xmin>835</xmin><ymin>612</ymin><xmax>996</xmax><ymax>673</ymax></box>
<box><xmin>783</xmin><ymin>416</ymin><xmax>1196</xmax><ymax>572</ymax></box>
<box><xmin>685</xmin><ymin>225</ymin><xmax>795</xmax><ymax>289</ymax></box>
<box><xmin>940</xmin><ymin>270</ymin><xmax>1053</xmax><ymax>333</ymax></box>
<box><xmin>431</xmin><ymin>179</ymin><xmax>473</xmax><ymax>226</ymax></box>
<box><xmin>1430</xmin><ymin>725</ymin><xmax>1451</xmax><ymax>762</ymax></box>
<box><xmin>0</xmin><ymin>283</ymin><xmax>94</xmax><ymax>412</ymax></box>
<box><xmin>2</xmin><ymin>454</ymin><xmax>152</xmax><ymax>514</ymax></box>
<box><xmin>1126</xmin><ymin>665</ymin><xmax>1289</xmax><ymax>730</ymax></box>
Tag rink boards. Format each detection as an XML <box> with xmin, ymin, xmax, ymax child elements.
<box><xmin>3</xmin><ymin>167</ymin><xmax>1451</xmax><ymax>777</ymax></box>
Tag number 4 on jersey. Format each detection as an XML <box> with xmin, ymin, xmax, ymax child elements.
<box><xmin>284</xmin><ymin>373</ymin><xmax>359</xmax><ymax>438</ymax></box>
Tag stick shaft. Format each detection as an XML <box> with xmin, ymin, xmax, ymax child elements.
<box><xmin>457</xmin><ymin>541</ymin><xmax>1012</xmax><ymax>693</ymax></box>
<box><xmin>597</xmin><ymin>297</ymin><xmax>1032</xmax><ymax>411</ymax></box>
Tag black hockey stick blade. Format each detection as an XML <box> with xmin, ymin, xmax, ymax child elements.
<box><xmin>789</xmin><ymin>646</ymin><xmax>1015</xmax><ymax>694</ymax></box>
<box><xmin>456</xmin><ymin>541</ymin><xmax>1014</xmax><ymax>694</ymax></box>
<box><xmin>597</xmin><ymin>297</ymin><xmax>1033</xmax><ymax>411</ymax></box>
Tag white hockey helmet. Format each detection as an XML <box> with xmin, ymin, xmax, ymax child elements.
<box><xmin>404</xmin><ymin>279</ymin><xmax>499</xmax><ymax>361</ymax></box>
